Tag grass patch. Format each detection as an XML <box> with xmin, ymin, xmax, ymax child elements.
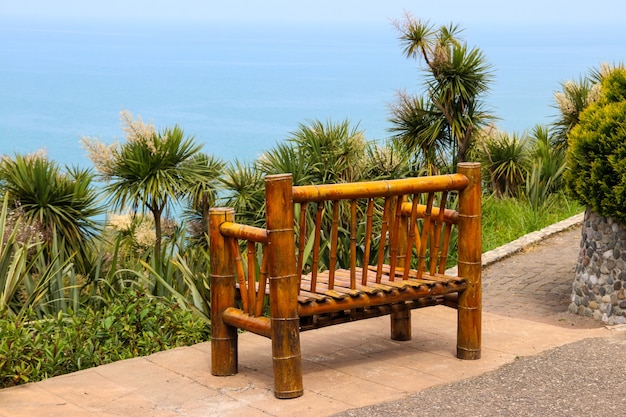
<box><xmin>482</xmin><ymin>192</ymin><xmax>583</xmax><ymax>253</ymax></box>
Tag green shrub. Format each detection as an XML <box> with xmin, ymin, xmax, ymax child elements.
<box><xmin>565</xmin><ymin>68</ymin><xmax>626</xmax><ymax>224</ymax></box>
<box><xmin>0</xmin><ymin>289</ymin><xmax>209</xmax><ymax>388</ymax></box>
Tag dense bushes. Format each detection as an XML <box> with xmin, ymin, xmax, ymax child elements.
<box><xmin>565</xmin><ymin>68</ymin><xmax>626</xmax><ymax>224</ymax></box>
<box><xmin>0</xmin><ymin>288</ymin><xmax>209</xmax><ymax>388</ymax></box>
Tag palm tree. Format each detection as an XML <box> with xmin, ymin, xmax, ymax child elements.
<box><xmin>390</xmin><ymin>14</ymin><xmax>494</xmax><ymax>170</ymax></box>
<box><xmin>83</xmin><ymin>112</ymin><xmax>217</xmax><ymax>275</ymax></box>
<box><xmin>388</xmin><ymin>91</ymin><xmax>450</xmax><ymax>174</ymax></box>
<box><xmin>0</xmin><ymin>153</ymin><xmax>103</xmax><ymax>272</ymax></box>
<box><xmin>183</xmin><ymin>152</ymin><xmax>225</xmax><ymax>243</ymax></box>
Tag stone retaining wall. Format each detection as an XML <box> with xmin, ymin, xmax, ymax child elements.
<box><xmin>570</xmin><ymin>208</ymin><xmax>626</xmax><ymax>324</ymax></box>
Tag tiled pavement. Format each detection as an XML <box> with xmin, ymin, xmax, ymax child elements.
<box><xmin>0</xmin><ymin>213</ymin><xmax>611</xmax><ymax>417</ymax></box>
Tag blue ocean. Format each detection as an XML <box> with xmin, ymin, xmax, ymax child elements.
<box><xmin>1</xmin><ymin>18</ymin><xmax>625</xmax><ymax>167</ymax></box>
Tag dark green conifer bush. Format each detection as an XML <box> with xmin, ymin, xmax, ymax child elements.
<box><xmin>564</xmin><ymin>68</ymin><xmax>626</xmax><ymax>224</ymax></box>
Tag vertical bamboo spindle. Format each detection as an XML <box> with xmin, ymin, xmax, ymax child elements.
<box><xmin>265</xmin><ymin>174</ymin><xmax>303</xmax><ymax>399</ymax></box>
<box><xmin>456</xmin><ymin>162</ymin><xmax>482</xmax><ymax>360</ymax></box>
<box><xmin>391</xmin><ymin>195</ymin><xmax>411</xmax><ymax>341</ymax></box>
<box><xmin>209</xmin><ymin>207</ymin><xmax>238</xmax><ymax>376</ymax></box>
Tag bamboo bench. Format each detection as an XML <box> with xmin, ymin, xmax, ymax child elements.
<box><xmin>209</xmin><ymin>162</ymin><xmax>482</xmax><ymax>399</ymax></box>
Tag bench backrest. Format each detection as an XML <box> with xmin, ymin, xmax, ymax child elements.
<box><xmin>288</xmin><ymin>174</ymin><xmax>467</xmax><ymax>291</ymax></box>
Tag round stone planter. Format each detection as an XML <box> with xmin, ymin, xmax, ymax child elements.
<box><xmin>570</xmin><ymin>208</ymin><xmax>626</xmax><ymax>324</ymax></box>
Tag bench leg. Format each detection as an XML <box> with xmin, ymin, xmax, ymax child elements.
<box><xmin>456</xmin><ymin>162</ymin><xmax>482</xmax><ymax>360</ymax></box>
<box><xmin>390</xmin><ymin>303</ymin><xmax>411</xmax><ymax>341</ymax></box>
<box><xmin>271</xmin><ymin>318</ymin><xmax>304</xmax><ymax>399</ymax></box>
<box><xmin>209</xmin><ymin>208</ymin><xmax>239</xmax><ymax>376</ymax></box>
<box><xmin>457</xmin><ymin>289</ymin><xmax>481</xmax><ymax>360</ymax></box>
<box><xmin>265</xmin><ymin>174</ymin><xmax>303</xmax><ymax>399</ymax></box>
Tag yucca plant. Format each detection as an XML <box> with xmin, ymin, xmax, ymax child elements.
<box><xmin>391</xmin><ymin>14</ymin><xmax>494</xmax><ymax>169</ymax></box>
<box><xmin>552</xmin><ymin>71</ymin><xmax>603</xmax><ymax>149</ymax></box>
<box><xmin>220</xmin><ymin>159</ymin><xmax>266</xmax><ymax>226</ymax></box>
<box><xmin>528</xmin><ymin>125</ymin><xmax>566</xmax><ymax>195</ymax></box>
<box><xmin>0</xmin><ymin>154</ymin><xmax>103</xmax><ymax>274</ymax></box>
<box><xmin>255</xmin><ymin>142</ymin><xmax>313</xmax><ymax>185</ymax></box>
<box><xmin>182</xmin><ymin>153</ymin><xmax>225</xmax><ymax>247</ymax></box>
<box><xmin>286</xmin><ymin>119</ymin><xmax>369</xmax><ymax>185</ymax></box>
<box><xmin>364</xmin><ymin>139</ymin><xmax>412</xmax><ymax>181</ymax></box>
<box><xmin>83</xmin><ymin>112</ymin><xmax>217</xmax><ymax>286</ymax></box>
<box><xmin>388</xmin><ymin>92</ymin><xmax>451</xmax><ymax>174</ymax></box>
<box><xmin>478</xmin><ymin>131</ymin><xmax>529</xmax><ymax>197</ymax></box>
<box><xmin>0</xmin><ymin>194</ymin><xmax>78</xmax><ymax>319</ymax></box>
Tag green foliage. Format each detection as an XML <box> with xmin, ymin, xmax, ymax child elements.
<box><xmin>220</xmin><ymin>159</ymin><xmax>266</xmax><ymax>226</ymax></box>
<box><xmin>222</xmin><ymin>119</ymin><xmax>411</xmax><ymax>227</ymax></box>
<box><xmin>388</xmin><ymin>92</ymin><xmax>450</xmax><ymax>173</ymax></box>
<box><xmin>83</xmin><ymin>111</ymin><xmax>222</xmax><ymax>282</ymax></box>
<box><xmin>481</xmin><ymin>193</ymin><xmax>582</xmax><ymax>252</ymax></box>
<box><xmin>0</xmin><ymin>193</ymin><xmax>84</xmax><ymax>319</ymax></box>
<box><xmin>283</xmin><ymin>119</ymin><xmax>369</xmax><ymax>184</ymax></box>
<box><xmin>565</xmin><ymin>67</ymin><xmax>626</xmax><ymax>224</ymax></box>
<box><xmin>0</xmin><ymin>154</ymin><xmax>103</xmax><ymax>273</ymax></box>
<box><xmin>477</xmin><ymin>131</ymin><xmax>529</xmax><ymax>197</ymax></box>
<box><xmin>390</xmin><ymin>14</ymin><xmax>494</xmax><ymax>170</ymax></box>
<box><xmin>552</xmin><ymin>74</ymin><xmax>602</xmax><ymax>148</ymax></box>
<box><xmin>0</xmin><ymin>288</ymin><xmax>209</xmax><ymax>388</ymax></box>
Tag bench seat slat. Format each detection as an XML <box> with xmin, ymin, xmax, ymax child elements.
<box><xmin>297</xmin><ymin>266</ymin><xmax>467</xmax><ymax>309</ymax></box>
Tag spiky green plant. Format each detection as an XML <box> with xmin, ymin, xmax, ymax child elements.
<box><xmin>83</xmin><ymin>112</ymin><xmax>216</xmax><ymax>283</ymax></box>
<box><xmin>0</xmin><ymin>154</ymin><xmax>103</xmax><ymax>273</ymax></box>
<box><xmin>388</xmin><ymin>92</ymin><xmax>450</xmax><ymax>174</ymax></box>
<box><xmin>478</xmin><ymin>131</ymin><xmax>529</xmax><ymax>197</ymax></box>
<box><xmin>220</xmin><ymin>159</ymin><xmax>266</xmax><ymax>226</ymax></box>
<box><xmin>182</xmin><ymin>153</ymin><xmax>225</xmax><ymax>244</ymax></box>
<box><xmin>286</xmin><ymin>119</ymin><xmax>369</xmax><ymax>184</ymax></box>
<box><xmin>391</xmin><ymin>14</ymin><xmax>494</xmax><ymax>170</ymax></box>
<box><xmin>0</xmin><ymin>193</ymin><xmax>79</xmax><ymax>319</ymax></box>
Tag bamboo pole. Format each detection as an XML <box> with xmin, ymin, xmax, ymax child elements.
<box><xmin>375</xmin><ymin>198</ymin><xmax>392</xmax><ymax>283</ymax></box>
<box><xmin>296</xmin><ymin>202</ymin><xmax>308</xmax><ymax>287</ymax></box>
<box><xmin>403</xmin><ymin>196</ymin><xmax>420</xmax><ymax>279</ymax></box>
<box><xmin>209</xmin><ymin>207</ymin><xmax>238</xmax><ymax>376</ymax></box>
<box><xmin>223</xmin><ymin>307</ymin><xmax>272</xmax><ymax>338</ymax></box>
<box><xmin>429</xmin><ymin>191</ymin><xmax>447</xmax><ymax>275</ymax></box>
<box><xmin>416</xmin><ymin>193</ymin><xmax>435</xmax><ymax>279</ymax></box>
<box><xmin>349</xmin><ymin>199</ymin><xmax>357</xmax><ymax>289</ymax></box>
<box><xmin>255</xmin><ymin>248</ymin><xmax>269</xmax><ymax>317</ymax></box>
<box><xmin>329</xmin><ymin>201</ymin><xmax>339</xmax><ymax>289</ymax></box>
<box><xmin>265</xmin><ymin>174</ymin><xmax>303</xmax><ymax>399</ymax></box>
<box><xmin>219</xmin><ymin>222</ymin><xmax>268</xmax><ymax>243</ymax></box>
<box><xmin>247</xmin><ymin>242</ymin><xmax>257</xmax><ymax>315</ymax></box>
<box><xmin>293</xmin><ymin>173</ymin><xmax>469</xmax><ymax>202</ymax></box>
<box><xmin>401</xmin><ymin>202</ymin><xmax>459</xmax><ymax>224</ymax></box>
<box><xmin>456</xmin><ymin>162</ymin><xmax>482</xmax><ymax>360</ymax></box>
<box><xmin>310</xmin><ymin>201</ymin><xmax>323</xmax><ymax>293</ymax></box>
<box><xmin>361</xmin><ymin>198</ymin><xmax>374</xmax><ymax>286</ymax></box>
<box><xmin>388</xmin><ymin>196</ymin><xmax>402</xmax><ymax>281</ymax></box>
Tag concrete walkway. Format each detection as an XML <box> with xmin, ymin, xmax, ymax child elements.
<box><xmin>0</xmin><ymin>213</ymin><xmax>613</xmax><ymax>417</ymax></box>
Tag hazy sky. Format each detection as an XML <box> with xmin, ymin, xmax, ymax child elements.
<box><xmin>2</xmin><ymin>0</ymin><xmax>625</xmax><ymax>25</ymax></box>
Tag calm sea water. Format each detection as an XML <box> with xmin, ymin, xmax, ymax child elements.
<box><xmin>1</xmin><ymin>18</ymin><xmax>625</xmax><ymax>168</ymax></box>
